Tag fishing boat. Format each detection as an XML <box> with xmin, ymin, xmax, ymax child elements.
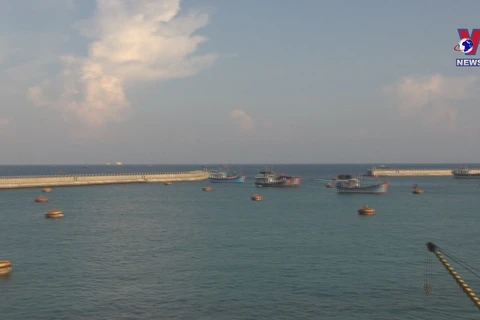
<box><xmin>412</xmin><ymin>184</ymin><xmax>424</xmax><ymax>194</ymax></box>
<box><xmin>336</xmin><ymin>177</ymin><xmax>388</xmax><ymax>194</ymax></box>
<box><xmin>254</xmin><ymin>166</ymin><xmax>301</xmax><ymax>188</ymax></box>
<box><xmin>452</xmin><ymin>167</ymin><xmax>480</xmax><ymax>179</ymax></box>
<box><xmin>209</xmin><ymin>166</ymin><xmax>246</xmax><ymax>183</ymax></box>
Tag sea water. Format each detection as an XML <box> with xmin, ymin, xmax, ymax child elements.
<box><xmin>0</xmin><ymin>164</ymin><xmax>479</xmax><ymax>319</ymax></box>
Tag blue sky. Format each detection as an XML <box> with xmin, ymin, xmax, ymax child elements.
<box><xmin>1</xmin><ymin>0</ymin><xmax>480</xmax><ymax>164</ymax></box>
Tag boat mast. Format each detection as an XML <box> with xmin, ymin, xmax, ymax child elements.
<box><xmin>425</xmin><ymin>242</ymin><xmax>480</xmax><ymax>311</ymax></box>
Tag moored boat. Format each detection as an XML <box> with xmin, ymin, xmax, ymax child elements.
<box><xmin>452</xmin><ymin>167</ymin><xmax>480</xmax><ymax>179</ymax></box>
<box><xmin>412</xmin><ymin>184</ymin><xmax>424</xmax><ymax>194</ymax></box>
<box><xmin>209</xmin><ymin>166</ymin><xmax>246</xmax><ymax>183</ymax></box>
<box><xmin>336</xmin><ymin>177</ymin><xmax>388</xmax><ymax>194</ymax></box>
<box><xmin>254</xmin><ymin>166</ymin><xmax>301</xmax><ymax>188</ymax></box>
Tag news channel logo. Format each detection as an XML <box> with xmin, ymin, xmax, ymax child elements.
<box><xmin>455</xmin><ymin>29</ymin><xmax>480</xmax><ymax>67</ymax></box>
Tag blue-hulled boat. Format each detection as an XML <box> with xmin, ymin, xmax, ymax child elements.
<box><xmin>209</xmin><ymin>167</ymin><xmax>246</xmax><ymax>183</ymax></box>
<box><xmin>336</xmin><ymin>177</ymin><xmax>388</xmax><ymax>194</ymax></box>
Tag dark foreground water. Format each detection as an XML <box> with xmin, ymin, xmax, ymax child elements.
<box><xmin>1</xmin><ymin>164</ymin><xmax>479</xmax><ymax>319</ymax></box>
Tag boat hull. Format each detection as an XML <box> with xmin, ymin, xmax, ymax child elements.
<box><xmin>209</xmin><ymin>175</ymin><xmax>246</xmax><ymax>183</ymax></box>
<box><xmin>453</xmin><ymin>173</ymin><xmax>480</xmax><ymax>179</ymax></box>
<box><xmin>337</xmin><ymin>182</ymin><xmax>388</xmax><ymax>194</ymax></box>
<box><xmin>255</xmin><ymin>177</ymin><xmax>301</xmax><ymax>188</ymax></box>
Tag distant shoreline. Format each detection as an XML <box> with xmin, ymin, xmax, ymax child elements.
<box><xmin>0</xmin><ymin>163</ymin><xmax>479</xmax><ymax>166</ymax></box>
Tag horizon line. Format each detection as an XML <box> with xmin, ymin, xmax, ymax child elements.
<box><xmin>0</xmin><ymin>162</ymin><xmax>478</xmax><ymax>166</ymax></box>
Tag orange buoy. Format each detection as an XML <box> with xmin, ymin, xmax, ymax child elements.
<box><xmin>251</xmin><ymin>193</ymin><xmax>263</xmax><ymax>201</ymax></box>
<box><xmin>202</xmin><ymin>186</ymin><xmax>212</xmax><ymax>192</ymax></box>
<box><xmin>34</xmin><ymin>196</ymin><xmax>49</xmax><ymax>203</ymax></box>
<box><xmin>325</xmin><ymin>182</ymin><xmax>334</xmax><ymax>188</ymax></box>
<box><xmin>0</xmin><ymin>260</ymin><xmax>12</xmax><ymax>276</ymax></box>
<box><xmin>358</xmin><ymin>204</ymin><xmax>375</xmax><ymax>215</ymax></box>
<box><xmin>45</xmin><ymin>208</ymin><xmax>64</xmax><ymax>218</ymax></box>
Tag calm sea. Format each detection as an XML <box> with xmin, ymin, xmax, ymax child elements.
<box><xmin>1</xmin><ymin>164</ymin><xmax>479</xmax><ymax>319</ymax></box>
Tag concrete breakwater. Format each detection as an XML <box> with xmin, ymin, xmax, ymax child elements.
<box><xmin>366</xmin><ymin>168</ymin><xmax>480</xmax><ymax>177</ymax></box>
<box><xmin>0</xmin><ymin>170</ymin><xmax>209</xmax><ymax>189</ymax></box>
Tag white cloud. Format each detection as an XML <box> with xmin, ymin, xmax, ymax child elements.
<box><xmin>27</xmin><ymin>0</ymin><xmax>216</xmax><ymax>127</ymax></box>
<box><xmin>385</xmin><ymin>74</ymin><xmax>478</xmax><ymax>132</ymax></box>
<box><xmin>229</xmin><ymin>109</ymin><xmax>255</xmax><ymax>135</ymax></box>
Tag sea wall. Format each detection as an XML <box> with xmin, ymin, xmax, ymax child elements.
<box><xmin>366</xmin><ymin>169</ymin><xmax>480</xmax><ymax>177</ymax></box>
<box><xmin>0</xmin><ymin>170</ymin><xmax>209</xmax><ymax>189</ymax></box>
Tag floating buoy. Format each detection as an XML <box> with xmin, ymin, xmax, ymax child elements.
<box><xmin>202</xmin><ymin>186</ymin><xmax>212</xmax><ymax>192</ymax></box>
<box><xmin>164</xmin><ymin>181</ymin><xmax>172</xmax><ymax>185</ymax></box>
<box><xmin>358</xmin><ymin>204</ymin><xmax>375</xmax><ymax>215</ymax></box>
<box><xmin>0</xmin><ymin>260</ymin><xmax>12</xmax><ymax>276</ymax></box>
<box><xmin>41</xmin><ymin>188</ymin><xmax>52</xmax><ymax>193</ymax></box>
<box><xmin>325</xmin><ymin>182</ymin><xmax>334</xmax><ymax>188</ymax></box>
<box><xmin>34</xmin><ymin>196</ymin><xmax>49</xmax><ymax>203</ymax></box>
<box><xmin>251</xmin><ymin>193</ymin><xmax>263</xmax><ymax>201</ymax></box>
<box><xmin>45</xmin><ymin>208</ymin><xmax>64</xmax><ymax>218</ymax></box>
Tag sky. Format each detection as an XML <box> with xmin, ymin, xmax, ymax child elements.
<box><xmin>1</xmin><ymin>0</ymin><xmax>480</xmax><ymax>165</ymax></box>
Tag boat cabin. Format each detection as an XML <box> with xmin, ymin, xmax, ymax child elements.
<box><xmin>255</xmin><ymin>171</ymin><xmax>291</xmax><ymax>183</ymax></box>
<box><xmin>336</xmin><ymin>178</ymin><xmax>361</xmax><ymax>188</ymax></box>
<box><xmin>210</xmin><ymin>170</ymin><xmax>227</xmax><ymax>179</ymax></box>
